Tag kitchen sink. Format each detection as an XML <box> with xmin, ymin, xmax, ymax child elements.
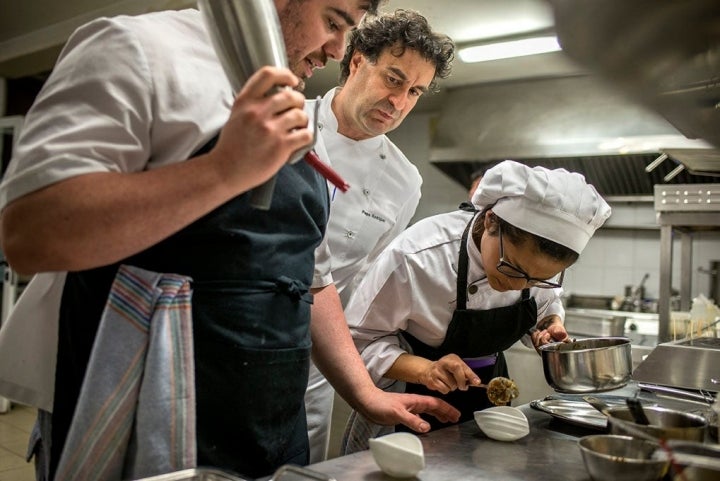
<box><xmin>564</xmin><ymin>308</ymin><xmax>660</xmax><ymax>346</ymax></box>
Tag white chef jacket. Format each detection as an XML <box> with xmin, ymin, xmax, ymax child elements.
<box><xmin>346</xmin><ymin>209</ymin><xmax>565</xmax><ymax>388</ymax></box>
<box><xmin>309</xmin><ymin>88</ymin><xmax>422</xmax><ymax>306</ymax></box>
<box><xmin>303</xmin><ymin>88</ymin><xmax>422</xmax><ymax>463</ymax></box>
<box><xmin>0</xmin><ymin>9</ymin><xmax>230</xmax><ymax>209</ymax></box>
<box><xmin>0</xmin><ymin>9</ymin><xmax>334</xmax><ymax>410</ymax></box>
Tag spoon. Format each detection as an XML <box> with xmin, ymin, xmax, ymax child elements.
<box><xmin>626</xmin><ymin>396</ymin><xmax>651</xmax><ymax>425</ymax></box>
<box><xmin>471</xmin><ymin>377</ymin><xmax>519</xmax><ymax>406</ymax></box>
<box><xmin>582</xmin><ymin>395</ymin><xmax>612</xmax><ymax>417</ymax></box>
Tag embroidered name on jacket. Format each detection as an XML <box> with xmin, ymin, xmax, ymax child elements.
<box><xmin>362</xmin><ymin>210</ymin><xmax>387</xmax><ymax>223</ymax></box>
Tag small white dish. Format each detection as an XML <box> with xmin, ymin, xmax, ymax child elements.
<box><xmin>474</xmin><ymin>406</ymin><xmax>530</xmax><ymax>442</ymax></box>
<box><xmin>369</xmin><ymin>432</ymin><xmax>425</xmax><ymax>478</ymax></box>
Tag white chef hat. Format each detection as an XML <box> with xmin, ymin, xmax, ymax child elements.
<box><xmin>470</xmin><ymin>160</ymin><xmax>611</xmax><ymax>254</ymax></box>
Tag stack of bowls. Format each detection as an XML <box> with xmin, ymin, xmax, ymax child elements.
<box><xmin>578</xmin><ymin>434</ymin><xmax>669</xmax><ymax>481</ymax></box>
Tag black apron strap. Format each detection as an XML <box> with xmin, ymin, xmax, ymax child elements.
<box><xmin>456</xmin><ymin>213</ymin><xmax>477</xmax><ymax>310</ymax></box>
<box><xmin>192</xmin><ymin>134</ymin><xmax>219</xmax><ymax>157</ymax></box>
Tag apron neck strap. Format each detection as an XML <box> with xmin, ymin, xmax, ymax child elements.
<box><xmin>456</xmin><ymin>214</ymin><xmax>476</xmax><ymax>310</ymax></box>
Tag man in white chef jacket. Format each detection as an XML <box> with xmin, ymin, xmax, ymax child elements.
<box><xmin>305</xmin><ymin>9</ymin><xmax>455</xmax><ymax>462</ymax></box>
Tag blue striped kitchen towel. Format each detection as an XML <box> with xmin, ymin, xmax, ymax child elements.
<box><xmin>54</xmin><ymin>264</ymin><xmax>196</xmax><ymax>481</ymax></box>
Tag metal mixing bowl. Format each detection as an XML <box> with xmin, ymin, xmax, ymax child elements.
<box><xmin>539</xmin><ymin>337</ymin><xmax>632</xmax><ymax>393</ymax></box>
<box><xmin>606</xmin><ymin>406</ymin><xmax>708</xmax><ymax>442</ymax></box>
<box><xmin>578</xmin><ymin>434</ymin><xmax>670</xmax><ymax>481</ymax></box>
<box><xmin>669</xmin><ymin>441</ymin><xmax>720</xmax><ymax>481</ymax></box>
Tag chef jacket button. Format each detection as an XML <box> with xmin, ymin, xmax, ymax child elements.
<box><xmin>380</xmin><ymin>153</ymin><xmax>386</xmax><ymax>160</ymax></box>
<box><xmin>468</xmin><ymin>284</ymin><xmax>478</xmax><ymax>295</ymax></box>
<box><xmin>318</xmin><ymin>123</ymin><xmax>324</xmax><ymax>130</ymax></box>
<box><xmin>346</xmin><ymin>230</ymin><xmax>355</xmax><ymax>238</ymax></box>
<box><xmin>362</xmin><ymin>188</ymin><xmax>370</xmax><ymax>196</ymax></box>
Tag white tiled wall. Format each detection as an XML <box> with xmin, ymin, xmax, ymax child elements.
<box><xmin>564</xmin><ymin>203</ymin><xmax>720</xmax><ymax>301</ymax></box>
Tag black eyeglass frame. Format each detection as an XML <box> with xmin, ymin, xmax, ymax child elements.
<box><xmin>496</xmin><ymin>224</ymin><xmax>565</xmax><ymax>289</ymax></box>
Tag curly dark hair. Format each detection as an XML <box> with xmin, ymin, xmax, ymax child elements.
<box><xmin>363</xmin><ymin>0</ymin><xmax>384</xmax><ymax>15</ymax></box>
<box><xmin>338</xmin><ymin>9</ymin><xmax>455</xmax><ymax>93</ymax></box>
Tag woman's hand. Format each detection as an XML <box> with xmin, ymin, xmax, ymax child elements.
<box><xmin>531</xmin><ymin>315</ymin><xmax>570</xmax><ymax>351</ymax></box>
<box><xmin>417</xmin><ymin>353</ymin><xmax>482</xmax><ymax>394</ymax></box>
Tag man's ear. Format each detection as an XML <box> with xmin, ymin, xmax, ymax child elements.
<box><xmin>349</xmin><ymin>51</ymin><xmax>364</xmax><ymax>73</ymax></box>
<box><xmin>483</xmin><ymin>210</ymin><xmax>499</xmax><ymax>234</ymax></box>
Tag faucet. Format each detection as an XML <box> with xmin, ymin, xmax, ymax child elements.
<box><xmin>620</xmin><ymin>273</ymin><xmax>649</xmax><ymax>312</ymax></box>
<box><xmin>629</xmin><ymin>273</ymin><xmax>649</xmax><ymax>312</ymax></box>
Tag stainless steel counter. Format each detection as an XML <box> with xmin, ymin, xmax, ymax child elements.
<box><xmin>300</xmin><ymin>405</ymin><xmax>588</xmax><ymax>481</ymax></box>
<box><xmin>289</xmin><ymin>384</ymin><xmax>716</xmax><ymax>481</ymax></box>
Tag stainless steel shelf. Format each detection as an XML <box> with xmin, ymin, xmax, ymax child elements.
<box><xmin>654</xmin><ymin>184</ymin><xmax>720</xmax><ymax>342</ymax></box>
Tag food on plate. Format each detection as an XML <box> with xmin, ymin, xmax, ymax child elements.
<box><xmin>486</xmin><ymin>376</ymin><xmax>519</xmax><ymax>405</ymax></box>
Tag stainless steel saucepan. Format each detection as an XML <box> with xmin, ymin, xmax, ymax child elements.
<box><xmin>539</xmin><ymin>337</ymin><xmax>633</xmax><ymax>393</ymax></box>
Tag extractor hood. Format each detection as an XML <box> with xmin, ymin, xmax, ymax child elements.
<box><xmin>429</xmin><ymin>75</ymin><xmax>719</xmax><ymax>199</ymax></box>
<box><xmin>431</xmin><ymin>0</ymin><xmax>720</xmax><ymax>198</ymax></box>
<box><xmin>549</xmin><ymin>0</ymin><xmax>720</xmax><ymax>149</ymax></box>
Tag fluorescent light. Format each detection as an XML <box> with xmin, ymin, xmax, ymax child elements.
<box><xmin>459</xmin><ymin>36</ymin><xmax>561</xmax><ymax>63</ymax></box>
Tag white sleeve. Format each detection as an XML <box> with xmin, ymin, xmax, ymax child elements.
<box><xmin>520</xmin><ymin>286</ymin><xmax>566</xmax><ymax>348</ymax></box>
<box><xmin>0</xmin><ymin>17</ymin><xmax>154</xmax><ymax>208</ymax></box>
<box><xmin>535</xmin><ymin>287</ymin><xmax>566</xmax><ymax>322</ymax></box>
<box><xmin>345</xmin><ymin>247</ymin><xmax>413</xmax><ymax>387</ymax></box>
<box><xmin>312</xmin><ymin>232</ymin><xmax>333</xmax><ymax>288</ymax></box>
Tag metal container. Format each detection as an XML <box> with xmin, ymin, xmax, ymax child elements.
<box><xmin>539</xmin><ymin>337</ymin><xmax>633</xmax><ymax>393</ymax></box>
<box><xmin>564</xmin><ymin>308</ymin><xmax>628</xmax><ymax>337</ymax></box>
<box><xmin>132</xmin><ymin>467</ymin><xmax>247</xmax><ymax>480</ymax></box>
<box><xmin>578</xmin><ymin>434</ymin><xmax>670</xmax><ymax>481</ymax></box>
<box><xmin>197</xmin><ymin>0</ymin><xmax>289</xmax><ymax>210</ymax></box>
<box><xmin>132</xmin><ymin>465</ymin><xmax>334</xmax><ymax>481</ymax></box>
<box><xmin>669</xmin><ymin>441</ymin><xmax>720</xmax><ymax>481</ymax></box>
<box><xmin>606</xmin><ymin>406</ymin><xmax>708</xmax><ymax>442</ymax></box>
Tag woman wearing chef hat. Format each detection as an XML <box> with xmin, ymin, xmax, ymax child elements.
<box><xmin>341</xmin><ymin>160</ymin><xmax>611</xmax><ymax>451</ymax></box>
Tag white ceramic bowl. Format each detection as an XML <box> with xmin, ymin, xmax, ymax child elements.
<box><xmin>473</xmin><ymin>406</ymin><xmax>530</xmax><ymax>442</ymax></box>
<box><xmin>368</xmin><ymin>432</ymin><xmax>425</xmax><ymax>478</ymax></box>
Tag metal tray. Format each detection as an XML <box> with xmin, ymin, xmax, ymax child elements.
<box><xmin>133</xmin><ymin>465</ymin><xmax>335</xmax><ymax>481</ymax></box>
<box><xmin>530</xmin><ymin>395</ymin><xmax>655</xmax><ymax>430</ymax></box>
<box><xmin>133</xmin><ymin>468</ymin><xmax>247</xmax><ymax>481</ymax></box>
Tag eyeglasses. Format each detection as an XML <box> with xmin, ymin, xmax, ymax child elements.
<box><xmin>496</xmin><ymin>224</ymin><xmax>564</xmax><ymax>289</ymax></box>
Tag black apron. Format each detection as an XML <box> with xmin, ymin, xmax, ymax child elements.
<box><xmin>401</xmin><ymin>209</ymin><xmax>537</xmax><ymax>430</ymax></box>
<box><xmin>50</xmin><ymin>136</ymin><xmax>329</xmax><ymax>480</ymax></box>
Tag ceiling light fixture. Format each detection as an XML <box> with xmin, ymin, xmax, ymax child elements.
<box><xmin>458</xmin><ymin>35</ymin><xmax>561</xmax><ymax>63</ymax></box>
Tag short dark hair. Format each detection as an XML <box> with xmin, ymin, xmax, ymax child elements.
<box><xmin>473</xmin><ymin>209</ymin><xmax>580</xmax><ymax>262</ymax></box>
<box><xmin>338</xmin><ymin>9</ymin><xmax>455</xmax><ymax>93</ymax></box>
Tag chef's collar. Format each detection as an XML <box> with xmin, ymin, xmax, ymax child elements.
<box><xmin>318</xmin><ymin>88</ymin><xmax>384</xmax><ymax>151</ymax></box>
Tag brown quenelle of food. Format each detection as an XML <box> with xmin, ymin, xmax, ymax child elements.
<box><xmin>485</xmin><ymin>376</ymin><xmax>519</xmax><ymax>406</ymax></box>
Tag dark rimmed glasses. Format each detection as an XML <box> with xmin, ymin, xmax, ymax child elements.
<box><xmin>496</xmin><ymin>224</ymin><xmax>564</xmax><ymax>289</ymax></box>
